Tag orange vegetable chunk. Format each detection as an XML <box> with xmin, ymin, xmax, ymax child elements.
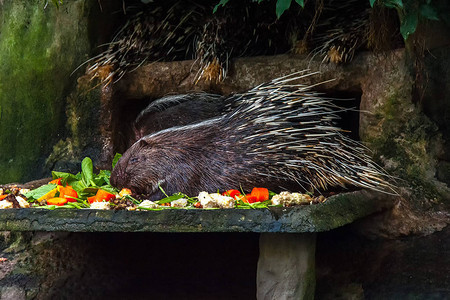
<box><xmin>59</xmin><ymin>186</ymin><xmax>78</xmax><ymax>202</ymax></box>
<box><xmin>250</xmin><ymin>187</ymin><xmax>269</xmax><ymax>202</ymax></box>
<box><xmin>49</xmin><ymin>178</ymin><xmax>62</xmax><ymax>185</ymax></box>
<box><xmin>47</xmin><ymin>197</ymin><xmax>68</xmax><ymax>206</ymax></box>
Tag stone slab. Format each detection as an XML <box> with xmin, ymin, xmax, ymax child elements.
<box><xmin>257</xmin><ymin>233</ymin><xmax>316</xmax><ymax>300</ymax></box>
<box><xmin>0</xmin><ymin>190</ymin><xmax>396</xmax><ymax>233</ymax></box>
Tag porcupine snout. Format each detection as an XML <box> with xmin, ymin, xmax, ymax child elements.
<box><xmin>110</xmin><ymin>158</ymin><xmax>130</xmax><ymax>191</ymax></box>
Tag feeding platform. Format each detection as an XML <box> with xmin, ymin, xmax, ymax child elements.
<box><xmin>0</xmin><ymin>190</ymin><xmax>395</xmax><ymax>299</ymax></box>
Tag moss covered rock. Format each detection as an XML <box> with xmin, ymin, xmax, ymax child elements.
<box><xmin>0</xmin><ymin>0</ymin><xmax>92</xmax><ymax>183</ymax></box>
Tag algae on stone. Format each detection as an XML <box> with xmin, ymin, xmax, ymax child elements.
<box><xmin>0</xmin><ymin>0</ymin><xmax>92</xmax><ymax>183</ymax></box>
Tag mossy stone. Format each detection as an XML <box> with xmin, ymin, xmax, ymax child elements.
<box><xmin>0</xmin><ymin>0</ymin><xmax>92</xmax><ymax>183</ymax></box>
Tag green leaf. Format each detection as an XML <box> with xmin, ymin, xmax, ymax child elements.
<box><xmin>276</xmin><ymin>0</ymin><xmax>292</xmax><ymax>18</ymax></box>
<box><xmin>24</xmin><ymin>184</ymin><xmax>57</xmax><ymax>200</ymax></box>
<box><xmin>420</xmin><ymin>4</ymin><xmax>439</xmax><ymax>21</ymax></box>
<box><xmin>294</xmin><ymin>0</ymin><xmax>304</xmax><ymax>8</ymax></box>
<box><xmin>81</xmin><ymin>187</ymin><xmax>100</xmax><ymax>194</ymax></box>
<box><xmin>39</xmin><ymin>205</ymin><xmax>57</xmax><ymax>210</ymax></box>
<box><xmin>52</xmin><ymin>171</ymin><xmax>79</xmax><ymax>185</ymax></box>
<box><xmin>384</xmin><ymin>0</ymin><xmax>403</xmax><ymax>8</ymax></box>
<box><xmin>81</xmin><ymin>157</ymin><xmax>94</xmax><ymax>187</ymax></box>
<box><xmin>95</xmin><ymin>169</ymin><xmax>111</xmax><ymax>186</ymax></box>
<box><xmin>370</xmin><ymin>0</ymin><xmax>376</xmax><ymax>8</ymax></box>
<box><xmin>112</xmin><ymin>153</ymin><xmax>122</xmax><ymax>169</ymax></box>
<box><xmin>71</xmin><ymin>180</ymin><xmax>87</xmax><ymax>193</ymax></box>
<box><xmin>213</xmin><ymin>0</ymin><xmax>229</xmax><ymax>13</ymax></box>
<box><xmin>155</xmin><ymin>194</ymin><xmax>186</xmax><ymax>205</ymax></box>
<box><xmin>400</xmin><ymin>12</ymin><xmax>418</xmax><ymax>40</ymax></box>
<box><xmin>97</xmin><ymin>185</ymin><xmax>117</xmax><ymax>194</ymax></box>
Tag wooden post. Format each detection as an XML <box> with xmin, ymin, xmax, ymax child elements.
<box><xmin>257</xmin><ymin>233</ymin><xmax>317</xmax><ymax>300</ymax></box>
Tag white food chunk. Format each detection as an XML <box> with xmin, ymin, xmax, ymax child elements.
<box><xmin>0</xmin><ymin>200</ymin><xmax>13</xmax><ymax>209</ymax></box>
<box><xmin>90</xmin><ymin>201</ymin><xmax>110</xmax><ymax>210</ymax></box>
<box><xmin>198</xmin><ymin>192</ymin><xmax>235</xmax><ymax>209</ymax></box>
<box><xmin>198</xmin><ymin>191</ymin><xmax>217</xmax><ymax>208</ymax></box>
<box><xmin>138</xmin><ymin>200</ymin><xmax>159</xmax><ymax>209</ymax></box>
<box><xmin>16</xmin><ymin>196</ymin><xmax>30</xmax><ymax>208</ymax></box>
<box><xmin>171</xmin><ymin>198</ymin><xmax>188</xmax><ymax>207</ymax></box>
<box><xmin>210</xmin><ymin>193</ymin><xmax>235</xmax><ymax>209</ymax></box>
<box><xmin>271</xmin><ymin>191</ymin><xmax>312</xmax><ymax>206</ymax></box>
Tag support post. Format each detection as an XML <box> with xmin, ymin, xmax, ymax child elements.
<box><xmin>257</xmin><ymin>233</ymin><xmax>317</xmax><ymax>300</ymax></box>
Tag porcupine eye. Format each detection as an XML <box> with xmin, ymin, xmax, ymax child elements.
<box><xmin>129</xmin><ymin>157</ymin><xmax>139</xmax><ymax>164</ymax></box>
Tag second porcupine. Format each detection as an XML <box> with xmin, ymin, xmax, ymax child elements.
<box><xmin>110</xmin><ymin>72</ymin><xmax>394</xmax><ymax>201</ymax></box>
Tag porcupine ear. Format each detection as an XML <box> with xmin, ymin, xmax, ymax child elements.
<box><xmin>137</xmin><ymin>137</ymin><xmax>149</xmax><ymax>148</ymax></box>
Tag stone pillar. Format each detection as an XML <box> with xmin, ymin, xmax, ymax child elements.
<box><xmin>257</xmin><ymin>233</ymin><xmax>316</xmax><ymax>300</ymax></box>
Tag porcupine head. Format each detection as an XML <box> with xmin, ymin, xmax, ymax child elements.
<box><xmin>111</xmin><ymin>72</ymin><xmax>395</xmax><ymax>201</ymax></box>
<box><xmin>110</xmin><ymin>114</ymin><xmax>258</xmax><ymax>201</ymax></box>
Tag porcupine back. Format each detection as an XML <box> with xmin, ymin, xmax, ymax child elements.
<box><xmin>111</xmin><ymin>72</ymin><xmax>393</xmax><ymax>200</ymax></box>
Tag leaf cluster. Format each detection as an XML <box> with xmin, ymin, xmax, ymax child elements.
<box><xmin>372</xmin><ymin>0</ymin><xmax>439</xmax><ymax>40</ymax></box>
<box><xmin>25</xmin><ymin>157</ymin><xmax>116</xmax><ymax>204</ymax></box>
<box><xmin>214</xmin><ymin>0</ymin><xmax>305</xmax><ymax>17</ymax></box>
<box><xmin>215</xmin><ymin>0</ymin><xmax>441</xmax><ymax>41</ymax></box>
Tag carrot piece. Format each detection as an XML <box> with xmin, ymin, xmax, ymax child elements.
<box><xmin>87</xmin><ymin>196</ymin><xmax>98</xmax><ymax>204</ymax></box>
<box><xmin>88</xmin><ymin>189</ymin><xmax>116</xmax><ymax>204</ymax></box>
<box><xmin>0</xmin><ymin>195</ymin><xmax>8</xmax><ymax>201</ymax></box>
<box><xmin>49</xmin><ymin>178</ymin><xmax>62</xmax><ymax>185</ymax></box>
<box><xmin>245</xmin><ymin>194</ymin><xmax>258</xmax><ymax>203</ymax></box>
<box><xmin>250</xmin><ymin>187</ymin><xmax>269</xmax><ymax>202</ymax></box>
<box><xmin>59</xmin><ymin>186</ymin><xmax>78</xmax><ymax>202</ymax></box>
<box><xmin>47</xmin><ymin>197</ymin><xmax>68</xmax><ymax>206</ymax></box>
<box><xmin>222</xmin><ymin>189</ymin><xmax>241</xmax><ymax>199</ymax></box>
<box><xmin>96</xmin><ymin>189</ymin><xmax>116</xmax><ymax>201</ymax></box>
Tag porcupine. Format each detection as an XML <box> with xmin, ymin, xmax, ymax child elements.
<box><xmin>110</xmin><ymin>72</ymin><xmax>394</xmax><ymax>201</ymax></box>
<box><xmin>131</xmin><ymin>93</ymin><xmax>225</xmax><ymax>146</ymax></box>
<box><xmin>309</xmin><ymin>0</ymin><xmax>402</xmax><ymax>64</ymax></box>
<box><xmin>86</xmin><ymin>0</ymin><xmax>304</xmax><ymax>85</ymax></box>
<box><xmin>86</xmin><ymin>0</ymin><xmax>395</xmax><ymax>86</ymax></box>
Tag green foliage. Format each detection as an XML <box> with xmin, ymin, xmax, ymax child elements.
<box><xmin>275</xmin><ymin>0</ymin><xmax>305</xmax><ymax>18</ymax></box>
<box><xmin>214</xmin><ymin>0</ymin><xmax>305</xmax><ymax>17</ymax></box>
<box><xmin>375</xmin><ymin>0</ymin><xmax>440</xmax><ymax>40</ymax></box>
<box><xmin>24</xmin><ymin>184</ymin><xmax>58</xmax><ymax>200</ymax></box>
<box><xmin>214</xmin><ymin>0</ymin><xmax>441</xmax><ymax>41</ymax></box>
<box><xmin>112</xmin><ymin>153</ymin><xmax>122</xmax><ymax>169</ymax></box>
<box><xmin>50</xmin><ymin>157</ymin><xmax>116</xmax><ymax>197</ymax></box>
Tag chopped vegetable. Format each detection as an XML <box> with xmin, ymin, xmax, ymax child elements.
<box><xmin>49</xmin><ymin>178</ymin><xmax>62</xmax><ymax>185</ymax></box>
<box><xmin>59</xmin><ymin>186</ymin><xmax>78</xmax><ymax>202</ymax></box>
<box><xmin>37</xmin><ymin>185</ymin><xmax>62</xmax><ymax>202</ymax></box>
<box><xmin>90</xmin><ymin>201</ymin><xmax>111</xmax><ymax>210</ymax></box>
<box><xmin>0</xmin><ymin>195</ymin><xmax>7</xmax><ymax>201</ymax></box>
<box><xmin>88</xmin><ymin>189</ymin><xmax>116</xmax><ymax>204</ymax></box>
<box><xmin>244</xmin><ymin>194</ymin><xmax>258</xmax><ymax>203</ymax></box>
<box><xmin>119</xmin><ymin>188</ymin><xmax>132</xmax><ymax>197</ymax></box>
<box><xmin>222</xmin><ymin>189</ymin><xmax>241</xmax><ymax>199</ymax></box>
<box><xmin>250</xmin><ymin>187</ymin><xmax>269</xmax><ymax>202</ymax></box>
<box><xmin>47</xmin><ymin>197</ymin><xmax>68</xmax><ymax>206</ymax></box>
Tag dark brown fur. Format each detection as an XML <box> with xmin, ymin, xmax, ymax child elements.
<box><xmin>110</xmin><ymin>115</ymin><xmax>283</xmax><ymax>201</ymax></box>
<box><xmin>111</xmin><ymin>74</ymin><xmax>393</xmax><ymax>200</ymax></box>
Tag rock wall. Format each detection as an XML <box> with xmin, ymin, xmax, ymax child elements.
<box><xmin>0</xmin><ymin>0</ymin><xmax>93</xmax><ymax>184</ymax></box>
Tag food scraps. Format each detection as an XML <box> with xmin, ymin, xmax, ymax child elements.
<box><xmin>0</xmin><ymin>156</ymin><xmax>326</xmax><ymax>211</ymax></box>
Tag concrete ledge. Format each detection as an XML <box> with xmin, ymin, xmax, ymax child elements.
<box><xmin>0</xmin><ymin>190</ymin><xmax>396</xmax><ymax>233</ymax></box>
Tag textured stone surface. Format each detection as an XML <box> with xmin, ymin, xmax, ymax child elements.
<box><xmin>0</xmin><ymin>190</ymin><xmax>395</xmax><ymax>233</ymax></box>
<box><xmin>0</xmin><ymin>0</ymin><xmax>93</xmax><ymax>183</ymax></box>
<box><xmin>113</xmin><ymin>50</ymin><xmax>387</xmax><ymax>100</ymax></box>
<box><xmin>257</xmin><ymin>233</ymin><xmax>316</xmax><ymax>300</ymax></box>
